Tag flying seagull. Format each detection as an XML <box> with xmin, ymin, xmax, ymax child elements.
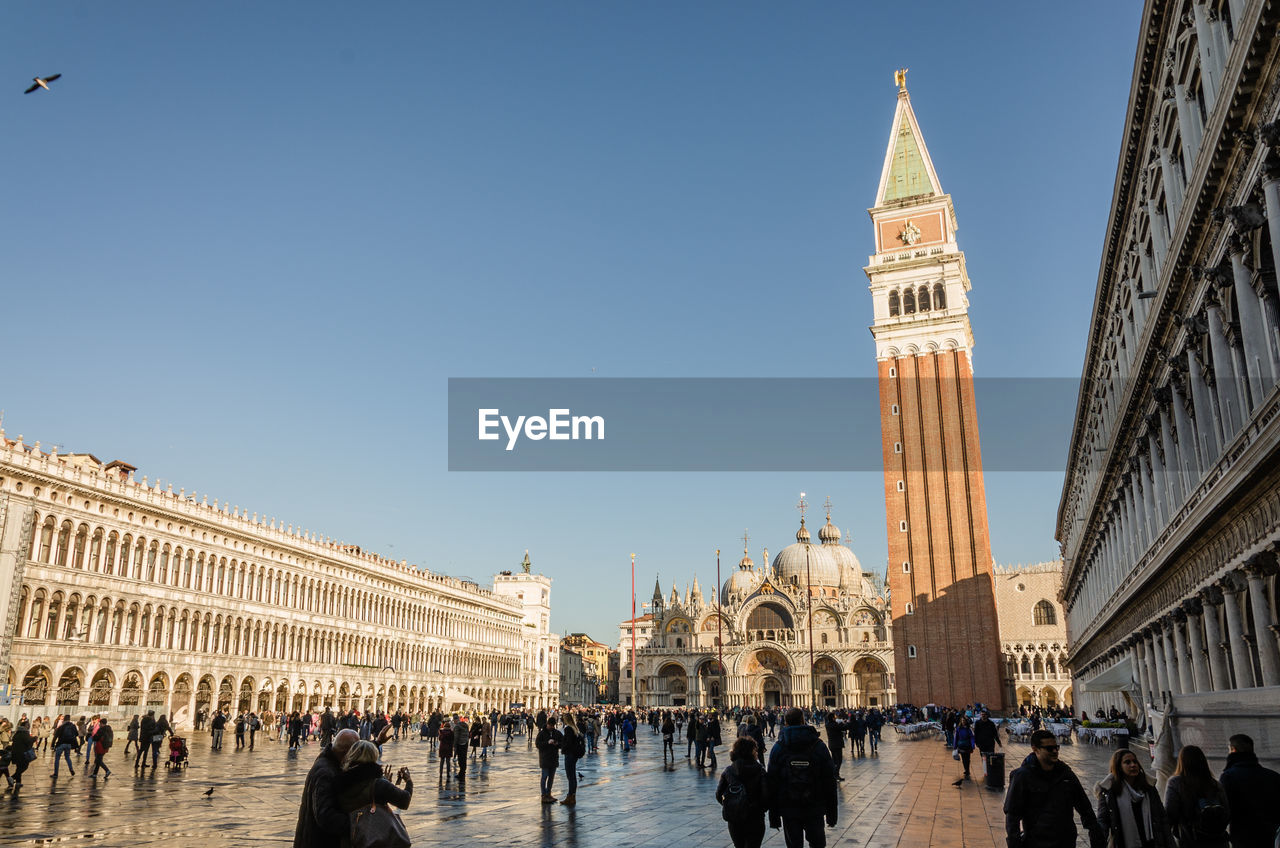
<box><xmin>24</xmin><ymin>74</ymin><xmax>61</xmax><ymax>94</ymax></box>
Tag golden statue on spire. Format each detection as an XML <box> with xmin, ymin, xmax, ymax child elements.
<box><xmin>895</xmin><ymin>68</ymin><xmax>909</xmax><ymax>92</ymax></box>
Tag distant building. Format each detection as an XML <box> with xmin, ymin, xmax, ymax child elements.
<box><xmin>606</xmin><ymin>649</ymin><xmax>620</xmax><ymax>703</ymax></box>
<box><xmin>993</xmin><ymin>562</ymin><xmax>1073</xmax><ymax>711</ymax></box>
<box><xmin>623</xmin><ymin>506</ymin><xmax>894</xmax><ymax>709</ymax></box>
<box><xmin>561</xmin><ymin>632</ymin><xmax>612</xmax><ymax>702</ymax></box>
<box><xmin>617</xmin><ymin>613</ymin><xmax>655</xmax><ymax>706</ymax></box>
<box><xmin>491</xmin><ymin>552</ymin><xmax>560</xmax><ymax>709</ymax></box>
<box><xmin>558</xmin><ymin>647</ymin><xmax>594</xmax><ymax>706</ymax></box>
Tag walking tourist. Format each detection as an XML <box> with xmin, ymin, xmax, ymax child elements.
<box><xmin>10</xmin><ymin>721</ymin><xmax>34</xmax><ymax>789</ymax></box>
<box><xmin>973</xmin><ymin>710</ymin><xmax>1002</xmax><ymax>775</ymax></box>
<box><xmin>536</xmin><ymin>715</ymin><xmax>563</xmax><ymax>803</ymax></box>
<box><xmin>453</xmin><ymin>716</ymin><xmax>469</xmax><ymax>780</ymax></box>
<box><xmin>90</xmin><ymin>717</ymin><xmax>113</xmax><ymax>779</ymax></box>
<box><xmin>767</xmin><ymin>708</ymin><xmax>838</xmax><ymax>848</ymax></box>
<box><xmin>953</xmin><ymin>716</ymin><xmax>976</xmax><ymax>780</ymax></box>
<box><xmin>717</xmin><ymin>737</ymin><xmax>770</xmax><ymax>848</ymax></box>
<box><xmin>124</xmin><ymin>715</ymin><xmax>140</xmax><ymax>756</ymax></box>
<box><xmin>1004</xmin><ymin>729</ymin><xmax>1104</xmax><ymax>848</ymax></box>
<box><xmin>1094</xmin><ymin>748</ymin><xmax>1172</xmax><ymax>848</ymax></box>
<box><xmin>1219</xmin><ymin>734</ymin><xmax>1280</xmax><ymax>848</ymax></box>
<box><xmin>1162</xmin><ymin>744</ymin><xmax>1228</xmax><ymax>848</ymax></box>
<box><xmin>437</xmin><ymin>718</ymin><xmax>454</xmax><ymax>781</ymax></box>
<box><xmin>661</xmin><ymin>712</ymin><xmax>676</xmax><ymax>762</ymax></box>
<box><xmin>51</xmin><ymin>714</ymin><xmax>78</xmax><ymax>778</ymax></box>
<box><xmin>824</xmin><ymin>712</ymin><xmax>846</xmax><ymax>781</ymax></box>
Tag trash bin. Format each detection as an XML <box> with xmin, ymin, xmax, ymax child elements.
<box><xmin>985</xmin><ymin>752</ymin><xmax>1005</xmax><ymax>789</ymax></box>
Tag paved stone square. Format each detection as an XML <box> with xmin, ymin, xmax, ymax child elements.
<box><xmin>0</xmin><ymin>726</ymin><xmax>1119</xmax><ymax>847</ymax></box>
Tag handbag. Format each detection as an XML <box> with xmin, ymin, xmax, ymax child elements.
<box><xmin>952</xmin><ymin>748</ymin><xmax>961</xmax><ymax>761</ymax></box>
<box><xmin>350</xmin><ymin>801</ymin><xmax>411</xmax><ymax>848</ymax></box>
<box><xmin>24</xmin><ymin>748</ymin><xmax>36</xmax><ymax>762</ymax></box>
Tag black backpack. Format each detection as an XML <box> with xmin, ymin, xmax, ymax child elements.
<box><xmin>721</xmin><ymin>771</ymin><xmax>754</xmax><ymax>822</ymax></box>
<box><xmin>567</xmin><ymin>728</ymin><xmax>586</xmax><ymax>758</ymax></box>
<box><xmin>1194</xmin><ymin>796</ymin><xmax>1230</xmax><ymax>842</ymax></box>
<box><xmin>783</xmin><ymin>741</ymin><xmax>822</xmax><ymax>807</ymax></box>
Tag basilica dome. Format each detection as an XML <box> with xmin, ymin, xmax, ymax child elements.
<box><xmin>772</xmin><ymin>520</ymin><xmax>841</xmax><ymax>588</ymax></box>
<box><xmin>822</xmin><ymin>525</ymin><xmax>863</xmax><ymax>594</ymax></box>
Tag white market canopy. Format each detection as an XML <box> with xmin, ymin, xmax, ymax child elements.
<box><xmin>1082</xmin><ymin>656</ymin><xmax>1137</xmax><ymax>692</ymax></box>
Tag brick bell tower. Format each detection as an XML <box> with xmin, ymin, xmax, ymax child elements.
<box><xmin>864</xmin><ymin>72</ymin><xmax>1005</xmax><ymax>710</ymax></box>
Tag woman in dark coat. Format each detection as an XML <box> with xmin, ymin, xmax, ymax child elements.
<box><xmin>335</xmin><ymin>740</ymin><xmax>411</xmax><ymax>848</ymax></box>
<box><xmin>125</xmin><ymin>715</ymin><xmax>140</xmax><ymax>756</ymax></box>
<box><xmin>1095</xmin><ymin>748</ymin><xmax>1173</xmax><ymax>848</ymax></box>
<box><xmin>10</xmin><ymin>722</ymin><xmax>34</xmax><ymax>789</ymax></box>
<box><xmin>953</xmin><ymin>716</ymin><xmax>976</xmax><ymax>780</ymax></box>
<box><xmin>437</xmin><ymin>720</ymin><xmax>454</xmax><ymax>781</ymax></box>
<box><xmin>1163</xmin><ymin>745</ymin><xmax>1229</xmax><ymax>848</ymax></box>
<box><xmin>716</xmin><ymin>737</ymin><xmax>770</xmax><ymax>848</ymax></box>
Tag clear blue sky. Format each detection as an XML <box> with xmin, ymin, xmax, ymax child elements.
<box><xmin>5</xmin><ymin>2</ymin><xmax>1140</xmax><ymax>643</ymax></box>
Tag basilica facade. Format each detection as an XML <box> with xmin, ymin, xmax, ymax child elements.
<box><xmin>0</xmin><ymin>432</ymin><xmax>545</xmax><ymax>728</ymax></box>
<box><xmin>630</xmin><ymin>508</ymin><xmax>894</xmax><ymax>710</ymax></box>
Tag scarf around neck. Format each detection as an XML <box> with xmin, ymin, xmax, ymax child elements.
<box><xmin>1117</xmin><ymin>780</ymin><xmax>1153</xmax><ymax>848</ymax></box>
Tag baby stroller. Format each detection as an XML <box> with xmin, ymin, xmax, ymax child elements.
<box><xmin>167</xmin><ymin>736</ymin><xmax>189</xmax><ymax>770</ymax></box>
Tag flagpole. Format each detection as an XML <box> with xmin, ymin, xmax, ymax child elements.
<box><xmin>716</xmin><ymin>548</ymin><xmax>725</xmax><ymax>709</ymax></box>
<box><xmin>631</xmin><ymin>552</ymin><xmax>637</xmax><ymax>709</ymax></box>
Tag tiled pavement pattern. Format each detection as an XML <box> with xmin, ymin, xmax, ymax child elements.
<box><xmin>0</xmin><ymin>726</ymin><xmax>1118</xmax><ymax>847</ymax></box>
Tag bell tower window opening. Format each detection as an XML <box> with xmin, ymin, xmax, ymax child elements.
<box><xmin>888</xmin><ymin>290</ymin><xmax>900</xmax><ymax>317</ymax></box>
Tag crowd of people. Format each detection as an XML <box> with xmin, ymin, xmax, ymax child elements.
<box><xmin>4</xmin><ymin>699</ymin><xmax>1278</xmax><ymax>848</ymax></box>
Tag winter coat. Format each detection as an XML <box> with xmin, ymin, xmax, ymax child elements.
<box><xmin>139</xmin><ymin>715</ymin><xmax>158</xmax><ymax>743</ymax></box>
<box><xmin>438</xmin><ymin>727</ymin><xmax>454</xmax><ymax>758</ymax></box>
<box><xmin>453</xmin><ymin>722</ymin><xmax>469</xmax><ymax>751</ymax></box>
<box><xmin>716</xmin><ymin>757</ymin><xmax>770</xmax><ymax>822</ymax></box>
<box><xmin>292</xmin><ymin>746</ymin><xmax>347</xmax><ymax>848</ymax></box>
<box><xmin>1219</xmin><ymin>751</ymin><xmax>1280</xmax><ymax>848</ymax></box>
<box><xmin>954</xmin><ymin>726</ymin><xmax>976</xmax><ymax>752</ymax></box>
<box><xmin>1094</xmin><ymin>773</ymin><xmax>1173</xmax><ymax>848</ymax></box>
<box><xmin>1162</xmin><ymin>774</ymin><xmax>1229</xmax><ymax>848</ymax></box>
<box><xmin>127</xmin><ymin>717</ymin><xmax>140</xmax><ymax>741</ymax></box>
<box><xmin>766</xmin><ymin>724</ymin><xmax>838</xmax><ymax>827</ymax></box>
<box><xmin>93</xmin><ymin>724</ymin><xmax>114</xmax><ymax>753</ymax></box>
<box><xmin>535</xmin><ymin>727</ymin><xmax>562</xmax><ymax>770</ymax></box>
<box><xmin>824</xmin><ymin>717</ymin><xmax>847</xmax><ymax>751</ymax></box>
<box><xmin>1004</xmin><ymin>752</ymin><xmax>1100</xmax><ymax>848</ymax></box>
<box><xmin>480</xmin><ymin>723</ymin><xmax>493</xmax><ymax>747</ymax></box>
<box><xmin>334</xmin><ymin>761</ymin><xmax>412</xmax><ymax>821</ymax></box>
<box><xmin>54</xmin><ymin>721</ymin><xmax>80</xmax><ymax>747</ymax></box>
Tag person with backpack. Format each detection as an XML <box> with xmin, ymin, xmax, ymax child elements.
<box><xmin>560</xmin><ymin>713</ymin><xmax>585</xmax><ymax>806</ymax></box>
<box><xmin>90</xmin><ymin>717</ymin><xmax>113</xmax><ymax>779</ymax></box>
<box><xmin>1163</xmin><ymin>745</ymin><xmax>1228</xmax><ymax>848</ymax></box>
<box><xmin>1219</xmin><ymin>734</ymin><xmax>1280</xmax><ymax>848</ymax></box>
<box><xmin>717</xmin><ymin>737</ymin><xmax>770</xmax><ymax>848</ymax></box>
<box><xmin>536</xmin><ymin>715</ymin><xmax>563</xmax><ymax>803</ymax></box>
<box><xmin>1094</xmin><ymin>748</ymin><xmax>1172</xmax><ymax>848</ymax></box>
<box><xmin>51</xmin><ymin>714</ymin><xmax>80</xmax><ymax>778</ymax></box>
<box><xmin>334</xmin><ymin>740</ymin><xmax>412</xmax><ymax>848</ymax></box>
<box><xmin>767</xmin><ymin>707</ymin><xmax>838</xmax><ymax>848</ymax></box>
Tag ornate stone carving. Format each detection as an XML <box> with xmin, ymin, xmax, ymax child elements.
<box><xmin>1200</xmin><ymin>584</ymin><xmax>1224</xmax><ymax>607</ymax></box>
<box><xmin>1182</xmin><ymin>597</ymin><xmax>1204</xmax><ymax>617</ymax></box>
<box><xmin>1214</xmin><ymin>204</ymin><xmax>1267</xmax><ymax>234</ymax></box>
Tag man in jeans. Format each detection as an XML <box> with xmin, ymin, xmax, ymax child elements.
<box><xmin>210</xmin><ymin>710</ymin><xmax>226</xmax><ymax>750</ymax></box>
<box><xmin>535</xmin><ymin>715</ymin><xmax>563</xmax><ymax>803</ymax></box>
<box><xmin>51</xmin><ymin>715</ymin><xmax>80</xmax><ymax>778</ymax></box>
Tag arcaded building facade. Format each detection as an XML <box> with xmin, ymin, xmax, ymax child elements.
<box><xmin>0</xmin><ymin>434</ymin><xmax>532</xmax><ymax>726</ymax></box>
<box><xmin>993</xmin><ymin>562</ymin><xmax>1073</xmax><ymax>711</ymax></box>
<box><xmin>631</xmin><ymin>508</ymin><xmax>894</xmax><ymax>710</ymax></box>
<box><xmin>1057</xmin><ymin>0</ymin><xmax>1280</xmax><ymax>739</ymax></box>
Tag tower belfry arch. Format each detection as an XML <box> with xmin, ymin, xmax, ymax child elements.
<box><xmin>864</xmin><ymin>75</ymin><xmax>1005</xmax><ymax>709</ymax></box>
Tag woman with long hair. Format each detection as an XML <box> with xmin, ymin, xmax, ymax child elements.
<box><xmin>715</xmin><ymin>737</ymin><xmax>770</xmax><ymax>848</ymax></box>
<box><xmin>1095</xmin><ymin>748</ymin><xmax>1173</xmax><ymax>848</ymax></box>
<box><xmin>1164</xmin><ymin>745</ymin><xmax>1229</xmax><ymax>848</ymax></box>
<box><xmin>560</xmin><ymin>713</ymin><xmax>582</xmax><ymax>806</ymax></box>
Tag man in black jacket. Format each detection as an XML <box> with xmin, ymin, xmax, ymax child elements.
<box><xmin>535</xmin><ymin>716</ymin><xmax>563</xmax><ymax>803</ymax></box>
<box><xmin>52</xmin><ymin>715</ymin><xmax>80</xmax><ymax>778</ymax></box>
<box><xmin>209</xmin><ymin>710</ymin><xmax>226</xmax><ymax>750</ymax></box>
<box><xmin>1004</xmin><ymin>730</ymin><xmax>1103</xmax><ymax>848</ymax></box>
<box><xmin>973</xmin><ymin>710</ymin><xmax>1002</xmax><ymax>776</ymax></box>
<box><xmin>293</xmin><ymin>728</ymin><xmax>357</xmax><ymax>848</ymax></box>
<box><xmin>134</xmin><ymin>711</ymin><xmax>158</xmax><ymax>770</ymax></box>
<box><xmin>768</xmin><ymin>708</ymin><xmax>838</xmax><ymax>848</ymax></box>
<box><xmin>1220</xmin><ymin>734</ymin><xmax>1280</xmax><ymax>848</ymax></box>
